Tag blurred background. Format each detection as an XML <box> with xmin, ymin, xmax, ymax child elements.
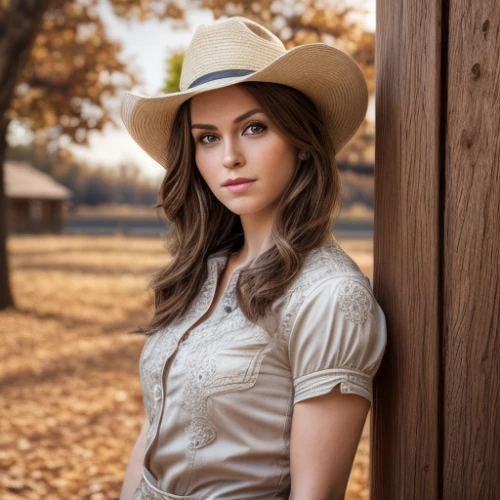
<box><xmin>0</xmin><ymin>1</ymin><xmax>377</xmax><ymax>499</ymax></box>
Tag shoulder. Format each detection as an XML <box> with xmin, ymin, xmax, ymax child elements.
<box><xmin>283</xmin><ymin>245</ymin><xmax>388</xmax><ymax>405</ymax></box>
<box><xmin>283</xmin><ymin>242</ymin><xmax>370</xmax><ymax>306</ymax></box>
<box><xmin>294</xmin><ymin>242</ymin><xmax>367</xmax><ymax>290</ymax></box>
<box><xmin>279</xmin><ymin>242</ymin><xmax>376</xmax><ymax>336</ymax></box>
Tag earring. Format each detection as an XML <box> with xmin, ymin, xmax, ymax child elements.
<box><xmin>298</xmin><ymin>151</ymin><xmax>310</xmax><ymax>161</ymax></box>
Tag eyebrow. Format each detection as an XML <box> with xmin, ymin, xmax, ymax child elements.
<box><xmin>190</xmin><ymin>108</ymin><xmax>264</xmax><ymax>130</ymax></box>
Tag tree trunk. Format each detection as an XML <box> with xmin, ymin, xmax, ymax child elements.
<box><xmin>0</xmin><ymin>0</ymin><xmax>51</xmax><ymax>309</ymax></box>
<box><xmin>0</xmin><ymin>116</ymin><xmax>13</xmax><ymax>309</ymax></box>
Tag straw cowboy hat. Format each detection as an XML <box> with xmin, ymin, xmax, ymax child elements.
<box><xmin>121</xmin><ymin>16</ymin><xmax>368</xmax><ymax>168</ymax></box>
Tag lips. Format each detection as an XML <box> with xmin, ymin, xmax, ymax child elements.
<box><xmin>224</xmin><ymin>181</ymin><xmax>255</xmax><ymax>193</ymax></box>
<box><xmin>222</xmin><ymin>177</ymin><xmax>256</xmax><ymax>187</ymax></box>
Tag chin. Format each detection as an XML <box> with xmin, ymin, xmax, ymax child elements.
<box><xmin>227</xmin><ymin>201</ymin><xmax>275</xmax><ymax>216</ymax></box>
<box><xmin>222</xmin><ymin>200</ymin><xmax>254</xmax><ymax>213</ymax></box>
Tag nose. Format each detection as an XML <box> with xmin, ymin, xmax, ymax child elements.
<box><xmin>222</xmin><ymin>136</ymin><xmax>245</xmax><ymax>169</ymax></box>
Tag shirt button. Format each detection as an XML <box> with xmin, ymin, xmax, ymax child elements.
<box><xmin>153</xmin><ymin>384</ymin><xmax>162</xmax><ymax>401</ymax></box>
<box><xmin>224</xmin><ymin>305</ymin><xmax>232</xmax><ymax>313</ymax></box>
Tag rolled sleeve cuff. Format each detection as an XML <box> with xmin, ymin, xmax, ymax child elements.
<box><xmin>293</xmin><ymin>368</ymin><xmax>373</xmax><ymax>406</ymax></box>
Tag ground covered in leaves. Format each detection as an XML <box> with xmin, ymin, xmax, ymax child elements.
<box><xmin>0</xmin><ymin>235</ymin><xmax>375</xmax><ymax>500</ymax></box>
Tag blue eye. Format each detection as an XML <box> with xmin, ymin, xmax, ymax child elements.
<box><xmin>198</xmin><ymin>121</ymin><xmax>267</xmax><ymax>144</ymax></box>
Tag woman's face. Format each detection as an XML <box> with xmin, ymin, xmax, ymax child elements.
<box><xmin>189</xmin><ymin>84</ymin><xmax>298</xmax><ymax>217</ymax></box>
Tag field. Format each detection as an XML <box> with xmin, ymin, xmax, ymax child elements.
<box><xmin>0</xmin><ymin>235</ymin><xmax>375</xmax><ymax>500</ymax></box>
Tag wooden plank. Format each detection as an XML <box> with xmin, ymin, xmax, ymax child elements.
<box><xmin>443</xmin><ymin>0</ymin><xmax>500</xmax><ymax>497</ymax></box>
<box><xmin>372</xmin><ymin>0</ymin><xmax>443</xmax><ymax>497</ymax></box>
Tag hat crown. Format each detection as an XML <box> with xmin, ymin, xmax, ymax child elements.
<box><xmin>179</xmin><ymin>17</ymin><xmax>286</xmax><ymax>92</ymax></box>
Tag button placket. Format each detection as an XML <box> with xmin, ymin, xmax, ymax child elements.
<box><xmin>144</xmin><ymin>260</ymin><xmax>222</xmax><ymax>470</ymax></box>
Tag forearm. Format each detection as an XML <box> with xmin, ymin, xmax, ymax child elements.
<box><xmin>289</xmin><ymin>489</ymin><xmax>345</xmax><ymax>500</ymax></box>
<box><xmin>119</xmin><ymin>418</ymin><xmax>150</xmax><ymax>500</ymax></box>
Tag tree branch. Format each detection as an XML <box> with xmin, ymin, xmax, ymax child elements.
<box><xmin>0</xmin><ymin>0</ymin><xmax>51</xmax><ymax>111</ymax></box>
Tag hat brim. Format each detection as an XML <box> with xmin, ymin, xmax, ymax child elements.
<box><xmin>121</xmin><ymin>43</ymin><xmax>368</xmax><ymax>168</ymax></box>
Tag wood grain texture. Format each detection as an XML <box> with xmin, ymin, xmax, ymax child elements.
<box><xmin>372</xmin><ymin>0</ymin><xmax>443</xmax><ymax>498</ymax></box>
<box><xmin>444</xmin><ymin>0</ymin><xmax>500</xmax><ymax>498</ymax></box>
<box><xmin>374</xmin><ymin>0</ymin><xmax>500</xmax><ymax>497</ymax></box>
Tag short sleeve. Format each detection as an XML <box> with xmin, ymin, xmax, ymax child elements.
<box><xmin>288</xmin><ymin>276</ymin><xmax>387</xmax><ymax>406</ymax></box>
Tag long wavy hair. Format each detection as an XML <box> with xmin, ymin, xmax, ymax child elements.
<box><xmin>131</xmin><ymin>81</ymin><xmax>343</xmax><ymax>336</ymax></box>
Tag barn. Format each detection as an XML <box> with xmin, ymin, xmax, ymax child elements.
<box><xmin>4</xmin><ymin>160</ymin><xmax>72</xmax><ymax>234</ymax></box>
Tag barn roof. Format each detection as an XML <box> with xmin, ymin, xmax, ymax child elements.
<box><xmin>4</xmin><ymin>161</ymin><xmax>72</xmax><ymax>200</ymax></box>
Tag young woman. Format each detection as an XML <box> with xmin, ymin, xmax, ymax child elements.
<box><xmin>119</xmin><ymin>16</ymin><xmax>387</xmax><ymax>500</ymax></box>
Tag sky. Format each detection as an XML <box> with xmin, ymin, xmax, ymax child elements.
<box><xmin>50</xmin><ymin>1</ymin><xmax>376</xmax><ymax>183</ymax></box>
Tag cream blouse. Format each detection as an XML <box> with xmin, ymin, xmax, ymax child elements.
<box><xmin>133</xmin><ymin>242</ymin><xmax>387</xmax><ymax>500</ymax></box>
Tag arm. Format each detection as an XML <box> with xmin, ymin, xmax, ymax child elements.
<box><xmin>119</xmin><ymin>417</ymin><xmax>150</xmax><ymax>500</ymax></box>
<box><xmin>286</xmin><ymin>276</ymin><xmax>387</xmax><ymax>500</ymax></box>
<box><xmin>288</xmin><ymin>385</ymin><xmax>371</xmax><ymax>500</ymax></box>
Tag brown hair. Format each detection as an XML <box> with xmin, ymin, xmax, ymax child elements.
<box><xmin>131</xmin><ymin>81</ymin><xmax>342</xmax><ymax>336</ymax></box>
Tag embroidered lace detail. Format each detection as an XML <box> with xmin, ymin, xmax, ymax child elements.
<box><xmin>337</xmin><ymin>279</ymin><xmax>372</xmax><ymax>325</ymax></box>
<box><xmin>175</xmin><ymin>312</ymin><xmax>270</xmax><ymax>450</ymax></box>
<box><xmin>170</xmin><ymin>267</ymin><xmax>270</xmax><ymax>450</ymax></box>
<box><xmin>133</xmin><ymin>478</ymin><xmax>163</xmax><ymax>500</ymax></box>
<box><xmin>181</xmin><ymin>357</ymin><xmax>218</xmax><ymax>449</ymax></box>
<box><xmin>279</xmin><ymin>242</ymin><xmax>363</xmax><ymax>342</ymax></box>
<box><xmin>309</xmin><ymin>241</ymin><xmax>358</xmax><ymax>274</ymax></box>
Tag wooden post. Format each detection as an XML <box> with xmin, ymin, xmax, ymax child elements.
<box><xmin>372</xmin><ymin>0</ymin><xmax>499</xmax><ymax>498</ymax></box>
